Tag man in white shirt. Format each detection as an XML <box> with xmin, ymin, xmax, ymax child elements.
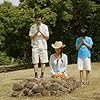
<box><xmin>29</xmin><ymin>14</ymin><xmax>49</xmax><ymax>78</ymax></box>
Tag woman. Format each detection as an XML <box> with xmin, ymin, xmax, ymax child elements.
<box><xmin>49</xmin><ymin>41</ymin><xmax>69</xmax><ymax>79</ymax></box>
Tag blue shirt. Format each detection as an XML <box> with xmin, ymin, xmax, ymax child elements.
<box><xmin>75</xmin><ymin>36</ymin><xmax>93</xmax><ymax>58</ymax></box>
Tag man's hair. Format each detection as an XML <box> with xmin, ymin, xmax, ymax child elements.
<box><xmin>35</xmin><ymin>14</ymin><xmax>43</xmax><ymax>19</ymax></box>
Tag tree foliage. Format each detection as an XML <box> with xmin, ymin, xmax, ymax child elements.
<box><xmin>0</xmin><ymin>0</ymin><xmax>100</xmax><ymax>64</ymax></box>
<box><xmin>0</xmin><ymin>2</ymin><xmax>33</xmax><ymax>64</ymax></box>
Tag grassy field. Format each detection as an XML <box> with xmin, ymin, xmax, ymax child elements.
<box><xmin>0</xmin><ymin>63</ymin><xmax>100</xmax><ymax>100</ymax></box>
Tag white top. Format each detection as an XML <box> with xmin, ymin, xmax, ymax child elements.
<box><xmin>29</xmin><ymin>23</ymin><xmax>49</xmax><ymax>49</ymax></box>
<box><xmin>49</xmin><ymin>53</ymin><xmax>68</xmax><ymax>75</ymax></box>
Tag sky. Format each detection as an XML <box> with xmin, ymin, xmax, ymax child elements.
<box><xmin>0</xmin><ymin>0</ymin><xmax>20</xmax><ymax>6</ymax></box>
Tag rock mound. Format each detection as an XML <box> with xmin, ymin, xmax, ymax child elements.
<box><xmin>11</xmin><ymin>77</ymin><xmax>80</xmax><ymax>97</ymax></box>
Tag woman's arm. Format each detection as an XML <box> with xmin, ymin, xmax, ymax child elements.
<box><xmin>60</xmin><ymin>54</ymin><xmax>68</xmax><ymax>72</ymax></box>
<box><xmin>50</xmin><ymin>66</ymin><xmax>56</xmax><ymax>75</ymax></box>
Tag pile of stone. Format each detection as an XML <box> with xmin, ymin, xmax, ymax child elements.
<box><xmin>11</xmin><ymin>77</ymin><xmax>80</xmax><ymax>97</ymax></box>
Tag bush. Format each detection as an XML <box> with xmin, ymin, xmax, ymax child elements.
<box><xmin>0</xmin><ymin>51</ymin><xmax>15</xmax><ymax>65</ymax></box>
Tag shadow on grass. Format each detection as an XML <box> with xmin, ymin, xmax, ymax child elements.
<box><xmin>0</xmin><ymin>63</ymin><xmax>49</xmax><ymax>73</ymax></box>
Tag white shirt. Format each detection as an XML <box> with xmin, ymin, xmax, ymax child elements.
<box><xmin>29</xmin><ymin>23</ymin><xmax>49</xmax><ymax>49</ymax></box>
<box><xmin>49</xmin><ymin>53</ymin><xmax>68</xmax><ymax>75</ymax></box>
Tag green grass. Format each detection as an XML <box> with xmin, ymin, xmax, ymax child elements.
<box><xmin>0</xmin><ymin>63</ymin><xmax>100</xmax><ymax>100</ymax></box>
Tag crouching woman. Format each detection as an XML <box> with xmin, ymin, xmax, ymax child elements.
<box><xmin>49</xmin><ymin>41</ymin><xmax>69</xmax><ymax>79</ymax></box>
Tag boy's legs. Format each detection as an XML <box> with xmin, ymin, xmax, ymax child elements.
<box><xmin>78</xmin><ymin>58</ymin><xmax>84</xmax><ymax>82</ymax></box>
<box><xmin>32</xmin><ymin>48</ymin><xmax>39</xmax><ymax>78</ymax></box>
<box><xmin>34</xmin><ymin>64</ymin><xmax>38</xmax><ymax>78</ymax></box>
<box><xmin>86</xmin><ymin>70</ymin><xmax>90</xmax><ymax>83</ymax></box>
<box><xmin>40</xmin><ymin>63</ymin><xmax>45</xmax><ymax>78</ymax></box>
<box><xmin>84</xmin><ymin>58</ymin><xmax>91</xmax><ymax>83</ymax></box>
<box><xmin>80</xmin><ymin>70</ymin><xmax>84</xmax><ymax>83</ymax></box>
<box><xmin>33</xmin><ymin>63</ymin><xmax>46</xmax><ymax>78</ymax></box>
<box><xmin>40</xmin><ymin>49</ymin><xmax>48</xmax><ymax>78</ymax></box>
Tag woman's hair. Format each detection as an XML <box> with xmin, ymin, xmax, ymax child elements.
<box><xmin>60</xmin><ymin>48</ymin><xmax>63</xmax><ymax>57</ymax></box>
<box><xmin>56</xmin><ymin>48</ymin><xmax>63</xmax><ymax>65</ymax></box>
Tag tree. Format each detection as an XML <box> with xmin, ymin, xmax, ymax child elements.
<box><xmin>0</xmin><ymin>2</ymin><xmax>33</xmax><ymax>63</ymax></box>
<box><xmin>0</xmin><ymin>0</ymin><xmax>100</xmax><ymax>65</ymax></box>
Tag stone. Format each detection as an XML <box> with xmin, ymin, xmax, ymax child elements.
<box><xmin>32</xmin><ymin>84</ymin><xmax>44</xmax><ymax>93</ymax></box>
<box><xmin>41</xmin><ymin>90</ymin><xmax>51</xmax><ymax>96</ymax></box>
<box><xmin>12</xmin><ymin>83</ymin><xmax>24</xmax><ymax>91</ymax></box>
<box><xmin>34</xmin><ymin>93</ymin><xmax>42</xmax><ymax>96</ymax></box>
<box><xmin>28</xmin><ymin>91</ymin><xmax>34</xmax><ymax>97</ymax></box>
<box><xmin>50</xmin><ymin>91</ymin><xmax>57</xmax><ymax>96</ymax></box>
<box><xmin>11</xmin><ymin>91</ymin><xmax>20</xmax><ymax>97</ymax></box>
<box><xmin>23</xmin><ymin>88</ymin><xmax>30</xmax><ymax>96</ymax></box>
<box><xmin>24</xmin><ymin>82</ymin><xmax>36</xmax><ymax>89</ymax></box>
<box><xmin>46</xmin><ymin>83</ymin><xmax>60</xmax><ymax>91</ymax></box>
<box><xmin>56</xmin><ymin>90</ymin><xmax>63</xmax><ymax>96</ymax></box>
<box><xmin>59</xmin><ymin>86</ymin><xmax>68</xmax><ymax>92</ymax></box>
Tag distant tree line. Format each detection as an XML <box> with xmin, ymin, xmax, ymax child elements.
<box><xmin>0</xmin><ymin>0</ymin><xmax>100</xmax><ymax>65</ymax></box>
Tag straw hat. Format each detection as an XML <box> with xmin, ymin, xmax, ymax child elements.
<box><xmin>51</xmin><ymin>41</ymin><xmax>65</xmax><ymax>49</ymax></box>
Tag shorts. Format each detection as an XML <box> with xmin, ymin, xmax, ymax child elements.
<box><xmin>32</xmin><ymin>47</ymin><xmax>48</xmax><ymax>64</ymax></box>
<box><xmin>77</xmin><ymin>58</ymin><xmax>91</xmax><ymax>71</ymax></box>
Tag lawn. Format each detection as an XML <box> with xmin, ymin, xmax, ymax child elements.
<box><xmin>0</xmin><ymin>63</ymin><xmax>100</xmax><ymax>100</ymax></box>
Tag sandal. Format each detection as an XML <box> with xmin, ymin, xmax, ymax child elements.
<box><xmin>80</xmin><ymin>80</ymin><xmax>85</xmax><ymax>84</ymax></box>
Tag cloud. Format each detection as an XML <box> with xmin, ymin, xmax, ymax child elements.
<box><xmin>11</xmin><ymin>0</ymin><xmax>20</xmax><ymax>6</ymax></box>
<box><xmin>0</xmin><ymin>0</ymin><xmax>4</xmax><ymax>4</ymax></box>
<box><xmin>0</xmin><ymin>0</ymin><xmax>20</xmax><ymax>6</ymax></box>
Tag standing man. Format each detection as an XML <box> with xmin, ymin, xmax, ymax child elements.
<box><xmin>29</xmin><ymin>14</ymin><xmax>49</xmax><ymax>78</ymax></box>
<box><xmin>75</xmin><ymin>31</ymin><xmax>93</xmax><ymax>84</ymax></box>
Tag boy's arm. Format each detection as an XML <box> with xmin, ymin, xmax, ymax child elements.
<box><xmin>40</xmin><ymin>25</ymin><xmax>49</xmax><ymax>40</ymax></box>
<box><xmin>29</xmin><ymin>25</ymin><xmax>39</xmax><ymax>40</ymax></box>
<box><xmin>82</xmin><ymin>39</ymin><xmax>92</xmax><ymax>49</ymax></box>
<box><xmin>76</xmin><ymin>41</ymin><xmax>83</xmax><ymax>50</ymax></box>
